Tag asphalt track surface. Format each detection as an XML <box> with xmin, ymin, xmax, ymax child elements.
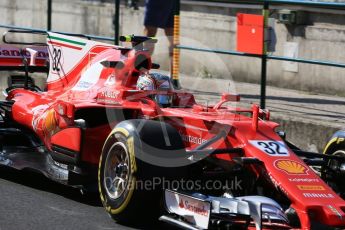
<box><xmin>0</xmin><ymin>166</ymin><xmax>176</xmax><ymax>230</ymax></box>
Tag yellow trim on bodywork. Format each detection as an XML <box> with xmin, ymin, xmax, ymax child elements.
<box><xmin>122</xmin><ymin>35</ymin><xmax>156</xmax><ymax>43</ymax></box>
<box><xmin>122</xmin><ymin>35</ymin><xmax>132</xmax><ymax>42</ymax></box>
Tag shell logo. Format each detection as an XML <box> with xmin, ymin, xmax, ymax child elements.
<box><xmin>275</xmin><ymin>160</ymin><xmax>309</xmax><ymax>175</ymax></box>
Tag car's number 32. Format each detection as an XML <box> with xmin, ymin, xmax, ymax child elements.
<box><xmin>250</xmin><ymin>141</ymin><xmax>289</xmax><ymax>156</ymax></box>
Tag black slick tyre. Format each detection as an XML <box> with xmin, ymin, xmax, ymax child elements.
<box><xmin>98</xmin><ymin>121</ymin><xmax>189</xmax><ymax>223</ymax></box>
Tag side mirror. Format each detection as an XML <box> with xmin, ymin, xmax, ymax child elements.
<box><xmin>213</xmin><ymin>93</ymin><xmax>240</xmax><ymax>110</ymax></box>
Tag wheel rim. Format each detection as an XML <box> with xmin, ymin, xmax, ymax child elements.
<box><xmin>103</xmin><ymin>142</ymin><xmax>130</xmax><ymax>200</ymax></box>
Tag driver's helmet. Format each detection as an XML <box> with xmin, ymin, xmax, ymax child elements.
<box><xmin>136</xmin><ymin>72</ymin><xmax>173</xmax><ymax>107</ymax></box>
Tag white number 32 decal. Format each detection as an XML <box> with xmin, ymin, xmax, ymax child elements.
<box><xmin>250</xmin><ymin>141</ymin><xmax>290</xmax><ymax>156</ymax></box>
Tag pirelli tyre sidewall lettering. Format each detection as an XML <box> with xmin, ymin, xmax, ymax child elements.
<box><xmin>98</xmin><ymin>128</ymin><xmax>137</xmax><ymax>217</ymax></box>
<box><xmin>324</xmin><ymin>133</ymin><xmax>345</xmax><ymax>155</ymax></box>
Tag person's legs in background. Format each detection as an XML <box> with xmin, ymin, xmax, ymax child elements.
<box><xmin>143</xmin><ymin>25</ymin><xmax>157</xmax><ymax>55</ymax></box>
<box><xmin>143</xmin><ymin>0</ymin><xmax>175</xmax><ymax>77</ymax></box>
<box><xmin>164</xmin><ymin>27</ymin><xmax>174</xmax><ymax>74</ymax></box>
<box><xmin>144</xmin><ymin>26</ymin><xmax>174</xmax><ymax>76</ymax></box>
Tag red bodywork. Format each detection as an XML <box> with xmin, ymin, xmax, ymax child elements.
<box><xmin>1</xmin><ymin>33</ymin><xmax>345</xmax><ymax>229</ymax></box>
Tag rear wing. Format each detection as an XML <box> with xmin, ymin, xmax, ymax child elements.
<box><xmin>1</xmin><ymin>29</ymin><xmax>157</xmax><ymax>91</ymax></box>
<box><xmin>1</xmin><ymin>29</ymin><xmax>115</xmax><ymax>90</ymax></box>
<box><xmin>0</xmin><ymin>44</ymin><xmax>48</xmax><ymax>72</ymax></box>
<box><xmin>0</xmin><ymin>29</ymin><xmax>107</xmax><ymax>74</ymax></box>
<box><xmin>46</xmin><ymin>32</ymin><xmax>115</xmax><ymax>90</ymax></box>
<box><xmin>1</xmin><ymin>30</ymin><xmax>49</xmax><ymax>72</ymax></box>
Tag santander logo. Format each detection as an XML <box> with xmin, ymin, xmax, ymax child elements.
<box><xmin>178</xmin><ymin>199</ymin><xmax>208</xmax><ymax>217</ymax></box>
<box><xmin>179</xmin><ymin>199</ymin><xmax>184</xmax><ymax>208</ymax></box>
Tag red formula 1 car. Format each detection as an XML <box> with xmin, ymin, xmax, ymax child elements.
<box><xmin>1</xmin><ymin>30</ymin><xmax>345</xmax><ymax>230</ymax></box>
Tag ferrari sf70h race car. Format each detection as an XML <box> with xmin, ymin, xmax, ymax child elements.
<box><xmin>0</xmin><ymin>29</ymin><xmax>345</xmax><ymax>230</ymax></box>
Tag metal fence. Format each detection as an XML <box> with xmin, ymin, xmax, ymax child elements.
<box><xmin>173</xmin><ymin>0</ymin><xmax>345</xmax><ymax>108</ymax></box>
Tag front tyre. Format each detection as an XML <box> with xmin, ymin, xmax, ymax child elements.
<box><xmin>323</xmin><ymin>136</ymin><xmax>345</xmax><ymax>198</ymax></box>
<box><xmin>98</xmin><ymin>130</ymin><xmax>136</xmax><ymax>220</ymax></box>
<box><xmin>98</xmin><ymin>120</ymin><xmax>189</xmax><ymax>223</ymax></box>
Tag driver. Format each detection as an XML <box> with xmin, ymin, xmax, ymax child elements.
<box><xmin>136</xmin><ymin>72</ymin><xmax>173</xmax><ymax>107</ymax></box>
